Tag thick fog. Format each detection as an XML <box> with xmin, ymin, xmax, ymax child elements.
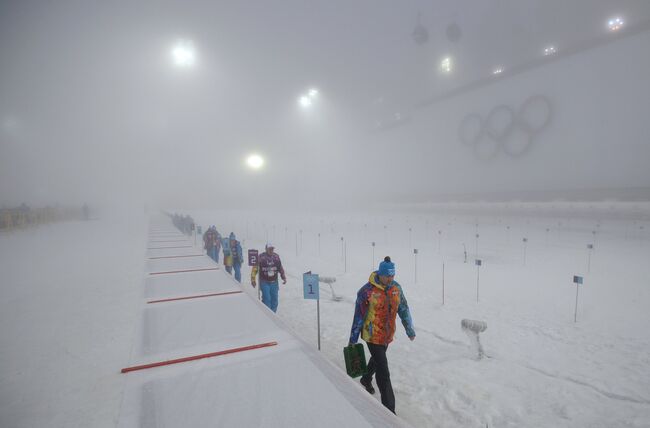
<box><xmin>1</xmin><ymin>0</ymin><xmax>649</xmax><ymax>210</ymax></box>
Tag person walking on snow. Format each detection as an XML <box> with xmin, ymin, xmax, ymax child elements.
<box><xmin>213</xmin><ymin>229</ymin><xmax>222</xmax><ymax>263</ymax></box>
<box><xmin>203</xmin><ymin>226</ymin><xmax>217</xmax><ymax>262</ymax></box>
<box><xmin>228</xmin><ymin>232</ymin><xmax>243</xmax><ymax>282</ymax></box>
<box><xmin>251</xmin><ymin>243</ymin><xmax>286</xmax><ymax>312</ymax></box>
<box><xmin>348</xmin><ymin>256</ymin><xmax>415</xmax><ymax>414</ymax></box>
<box><xmin>221</xmin><ymin>234</ymin><xmax>232</xmax><ymax>274</ymax></box>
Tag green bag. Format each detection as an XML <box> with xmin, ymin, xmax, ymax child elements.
<box><xmin>343</xmin><ymin>343</ymin><xmax>367</xmax><ymax>378</ymax></box>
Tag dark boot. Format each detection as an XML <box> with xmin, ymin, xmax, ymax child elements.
<box><xmin>360</xmin><ymin>376</ymin><xmax>375</xmax><ymax>395</ymax></box>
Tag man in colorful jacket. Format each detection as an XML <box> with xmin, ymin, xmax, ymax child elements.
<box><xmin>250</xmin><ymin>243</ymin><xmax>286</xmax><ymax>312</ymax></box>
<box><xmin>348</xmin><ymin>256</ymin><xmax>415</xmax><ymax>414</ymax></box>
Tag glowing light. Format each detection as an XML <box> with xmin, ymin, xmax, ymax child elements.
<box><xmin>171</xmin><ymin>40</ymin><xmax>196</xmax><ymax>67</ymax></box>
<box><xmin>246</xmin><ymin>154</ymin><xmax>264</xmax><ymax>170</ymax></box>
<box><xmin>492</xmin><ymin>67</ymin><xmax>503</xmax><ymax>75</ymax></box>
<box><xmin>308</xmin><ymin>88</ymin><xmax>319</xmax><ymax>98</ymax></box>
<box><xmin>543</xmin><ymin>45</ymin><xmax>557</xmax><ymax>56</ymax></box>
<box><xmin>440</xmin><ymin>56</ymin><xmax>452</xmax><ymax>74</ymax></box>
<box><xmin>608</xmin><ymin>16</ymin><xmax>624</xmax><ymax>32</ymax></box>
<box><xmin>298</xmin><ymin>96</ymin><xmax>312</xmax><ymax>108</ymax></box>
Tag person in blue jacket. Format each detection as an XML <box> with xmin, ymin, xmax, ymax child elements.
<box><xmin>228</xmin><ymin>232</ymin><xmax>243</xmax><ymax>282</ymax></box>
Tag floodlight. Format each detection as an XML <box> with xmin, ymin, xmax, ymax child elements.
<box><xmin>246</xmin><ymin>154</ymin><xmax>264</xmax><ymax>170</ymax></box>
<box><xmin>171</xmin><ymin>41</ymin><xmax>196</xmax><ymax>67</ymax></box>
<box><xmin>543</xmin><ymin>45</ymin><xmax>557</xmax><ymax>56</ymax></box>
<box><xmin>298</xmin><ymin>96</ymin><xmax>312</xmax><ymax>108</ymax></box>
<box><xmin>440</xmin><ymin>56</ymin><xmax>452</xmax><ymax>74</ymax></box>
<box><xmin>608</xmin><ymin>16</ymin><xmax>624</xmax><ymax>32</ymax></box>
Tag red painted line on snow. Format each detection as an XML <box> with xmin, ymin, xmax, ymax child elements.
<box><xmin>148</xmin><ymin>254</ymin><xmax>204</xmax><ymax>260</ymax></box>
<box><xmin>146</xmin><ymin>290</ymin><xmax>242</xmax><ymax>304</ymax></box>
<box><xmin>147</xmin><ymin>245</ymin><xmax>193</xmax><ymax>250</ymax></box>
<box><xmin>149</xmin><ymin>267</ymin><xmax>218</xmax><ymax>275</ymax></box>
<box><xmin>121</xmin><ymin>342</ymin><xmax>278</xmax><ymax>373</ymax></box>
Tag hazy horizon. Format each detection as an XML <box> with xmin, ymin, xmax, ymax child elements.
<box><xmin>2</xmin><ymin>0</ymin><xmax>649</xmax><ymax>210</ymax></box>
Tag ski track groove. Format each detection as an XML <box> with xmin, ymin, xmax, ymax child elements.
<box><xmin>522</xmin><ymin>364</ymin><xmax>650</xmax><ymax>406</ymax></box>
<box><xmin>416</xmin><ymin>328</ymin><xmax>650</xmax><ymax>407</ymax></box>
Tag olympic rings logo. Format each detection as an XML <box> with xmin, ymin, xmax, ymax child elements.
<box><xmin>458</xmin><ymin>95</ymin><xmax>552</xmax><ymax>160</ymax></box>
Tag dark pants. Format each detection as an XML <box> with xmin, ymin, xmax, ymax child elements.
<box><xmin>361</xmin><ymin>343</ymin><xmax>395</xmax><ymax>413</ymax></box>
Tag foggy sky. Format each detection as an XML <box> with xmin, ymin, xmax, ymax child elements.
<box><xmin>1</xmin><ymin>0</ymin><xmax>649</xmax><ymax>210</ymax></box>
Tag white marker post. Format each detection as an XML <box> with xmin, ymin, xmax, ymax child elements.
<box><xmin>475</xmin><ymin>259</ymin><xmax>482</xmax><ymax>303</ymax></box>
<box><xmin>475</xmin><ymin>233</ymin><xmax>480</xmax><ymax>258</ymax></box>
<box><xmin>522</xmin><ymin>238</ymin><xmax>528</xmax><ymax>265</ymax></box>
<box><xmin>442</xmin><ymin>262</ymin><xmax>445</xmax><ymax>305</ymax></box>
<box><xmin>413</xmin><ymin>248</ymin><xmax>418</xmax><ymax>283</ymax></box>
<box><xmin>371</xmin><ymin>242</ymin><xmax>375</xmax><ymax>269</ymax></box>
<box><xmin>572</xmin><ymin>275</ymin><xmax>583</xmax><ymax>322</ymax></box>
<box><xmin>587</xmin><ymin>244</ymin><xmax>594</xmax><ymax>273</ymax></box>
<box><xmin>303</xmin><ymin>272</ymin><xmax>321</xmax><ymax>349</ymax></box>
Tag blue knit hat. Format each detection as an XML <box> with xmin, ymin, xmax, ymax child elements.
<box><xmin>229</xmin><ymin>232</ymin><xmax>236</xmax><ymax>240</ymax></box>
<box><xmin>377</xmin><ymin>256</ymin><xmax>396</xmax><ymax>276</ymax></box>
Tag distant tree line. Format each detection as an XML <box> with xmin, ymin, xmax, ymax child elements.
<box><xmin>0</xmin><ymin>203</ymin><xmax>91</xmax><ymax>230</ymax></box>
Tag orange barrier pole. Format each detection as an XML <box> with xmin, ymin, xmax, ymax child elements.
<box><xmin>121</xmin><ymin>341</ymin><xmax>278</xmax><ymax>373</ymax></box>
<box><xmin>147</xmin><ymin>290</ymin><xmax>242</xmax><ymax>304</ymax></box>
<box><xmin>149</xmin><ymin>267</ymin><xmax>218</xmax><ymax>275</ymax></box>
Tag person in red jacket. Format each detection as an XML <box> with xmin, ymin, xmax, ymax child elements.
<box><xmin>251</xmin><ymin>243</ymin><xmax>286</xmax><ymax>312</ymax></box>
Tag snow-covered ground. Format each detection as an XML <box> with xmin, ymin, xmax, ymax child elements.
<box><xmin>191</xmin><ymin>204</ymin><xmax>650</xmax><ymax>427</ymax></box>
<box><xmin>0</xmin><ymin>213</ymin><xmax>146</xmax><ymax>427</ymax></box>
<box><xmin>1</xmin><ymin>204</ymin><xmax>649</xmax><ymax>427</ymax></box>
<box><xmin>0</xmin><ymin>212</ymin><xmax>406</xmax><ymax>428</ymax></box>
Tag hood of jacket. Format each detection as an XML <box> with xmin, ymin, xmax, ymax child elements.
<box><xmin>368</xmin><ymin>271</ymin><xmax>393</xmax><ymax>291</ymax></box>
